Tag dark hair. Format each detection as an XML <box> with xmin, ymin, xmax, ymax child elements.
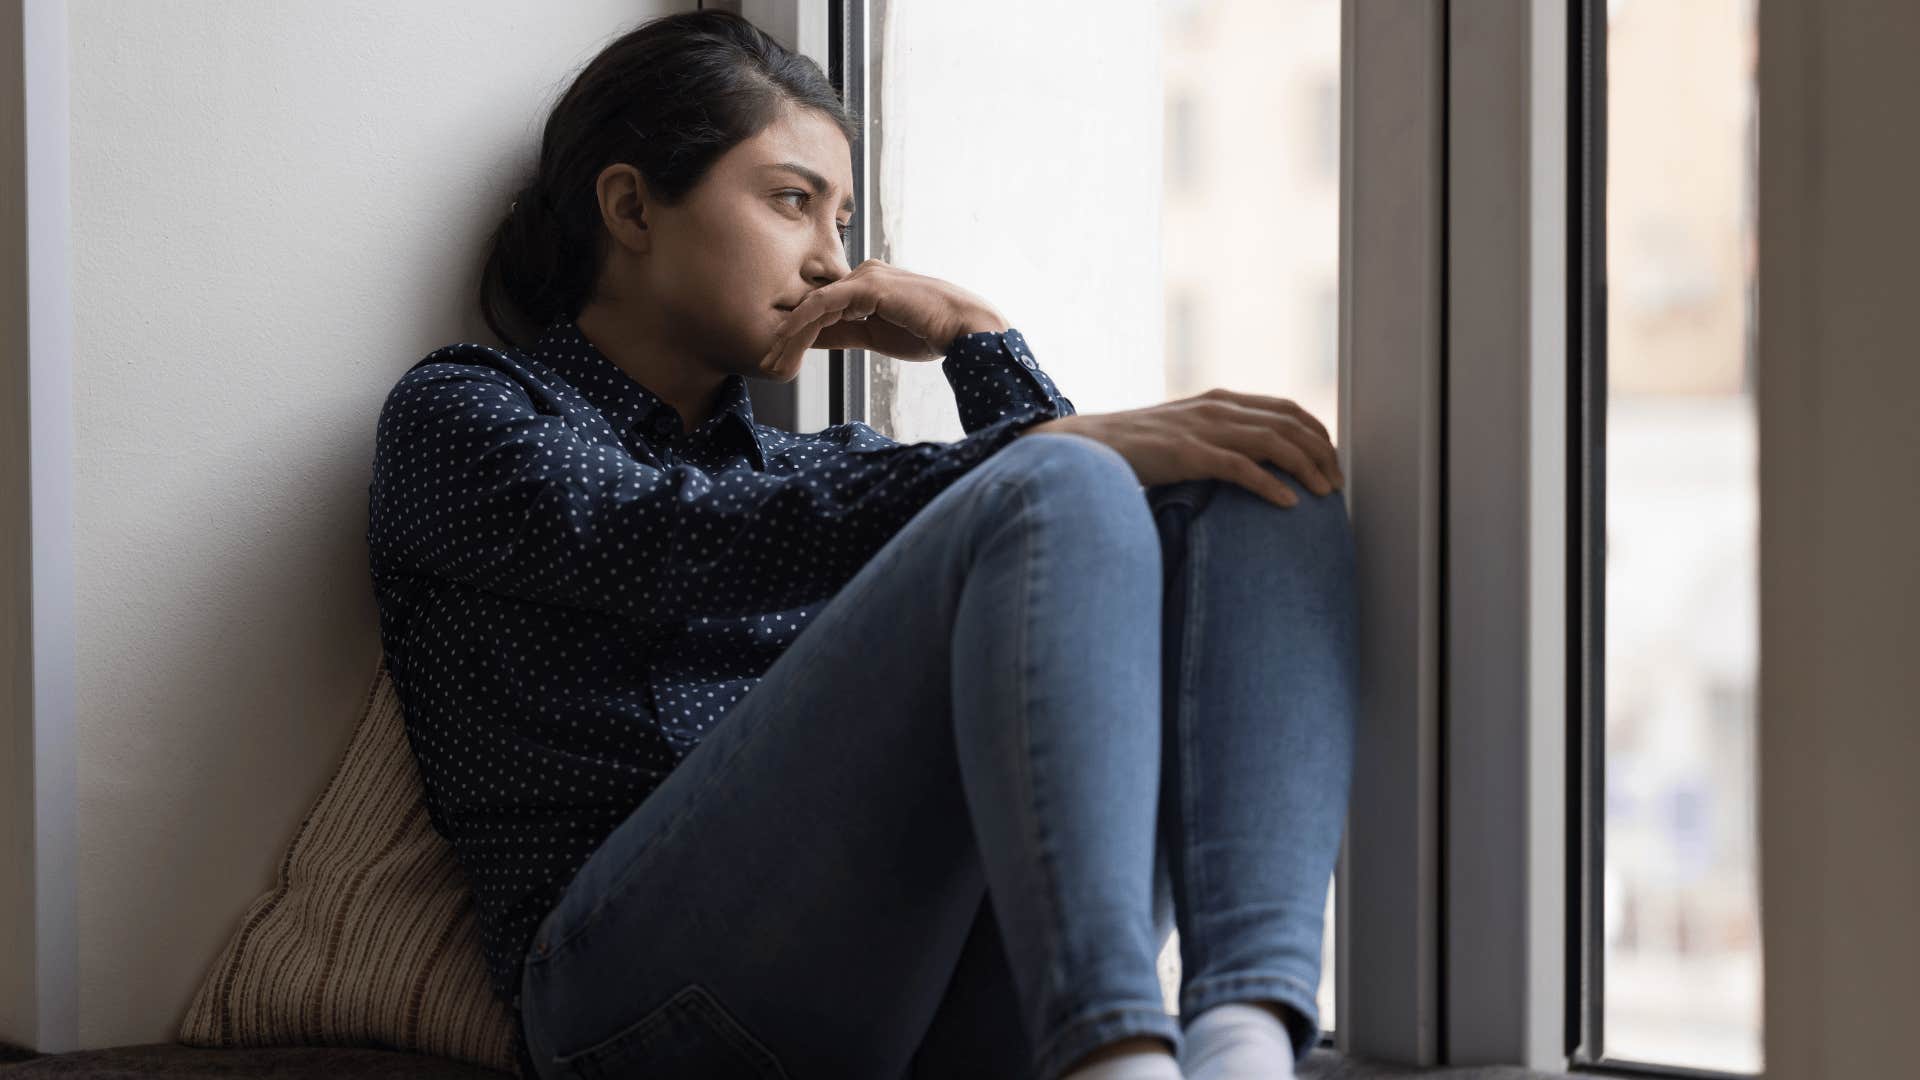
<box><xmin>479</xmin><ymin>9</ymin><xmax>860</xmax><ymax>350</ymax></box>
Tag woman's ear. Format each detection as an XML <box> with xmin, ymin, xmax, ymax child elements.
<box><xmin>594</xmin><ymin>162</ymin><xmax>651</xmax><ymax>255</ymax></box>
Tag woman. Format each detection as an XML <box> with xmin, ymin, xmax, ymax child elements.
<box><xmin>366</xmin><ymin>10</ymin><xmax>1354</xmax><ymax>1080</ymax></box>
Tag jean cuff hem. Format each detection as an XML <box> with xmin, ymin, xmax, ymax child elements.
<box><xmin>1179</xmin><ymin>971</ymin><xmax>1323</xmax><ymax>1061</ymax></box>
<box><xmin>1031</xmin><ymin>1002</ymin><xmax>1184</xmax><ymax>1080</ymax></box>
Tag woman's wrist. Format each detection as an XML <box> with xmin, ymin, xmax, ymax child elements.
<box><xmin>949</xmin><ymin>308</ymin><xmax>1011</xmax><ymax>337</ymax></box>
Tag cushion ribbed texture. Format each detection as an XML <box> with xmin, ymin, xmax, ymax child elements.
<box><xmin>175</xmin><ymin>654</ymin><xmax>516</xmax><ymax>1075</ymax></box>
<box><xmin>0</xmin><ymin>1042</ymin><xmax>510</xmax><ymax>1077</ymax></box>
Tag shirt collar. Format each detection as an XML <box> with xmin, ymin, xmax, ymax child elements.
<box><xmin>530</xmin><ymin>317</ymin><xmax>766</xmax><ymax>470</ymax></box>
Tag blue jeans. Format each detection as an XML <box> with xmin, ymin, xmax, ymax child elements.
<box><xmin>517</xmin><ymin>431</ymin><xmax>1358</xmax><ymax>1080</ymax></box>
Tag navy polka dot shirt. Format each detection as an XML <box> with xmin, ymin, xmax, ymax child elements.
<box><xmin>364</xmin><ymin>316</ymin><xmax>1074</xmax><ymax>1073</ymax></box>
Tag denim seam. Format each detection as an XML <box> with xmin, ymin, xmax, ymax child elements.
<box><xmin>1003</xmin><ymin>455</ymin><xmax>1185</xmax><ymax>1080</ymax></box>
<box><xmin>993</xmin><ymin>474</ymin><xmax>1075</xmax><ymax>1043</ymax></box>
<box><xmin>1178</xmin><ymin>508</ymin><xmax>1209</xmax><ymax>934</ymax></box>
<box><xmin>690</xmin><ymin>984</ymin><xmax>794</xmax><ymax>1079</ymax></box>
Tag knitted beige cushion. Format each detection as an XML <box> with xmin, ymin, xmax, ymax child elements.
<box><xmin>177</xmin><ymin>653</ymin><xmax>517</xmax><ymax>1075</ymax></box>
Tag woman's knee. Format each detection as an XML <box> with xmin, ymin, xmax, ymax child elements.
<box><xmin>1212</xmin><ymin>462</ymin><xmax>1356</xmax><ymax>571</ymax></box>
<box><xmin>993</xmin><ymin>430</ymin><xmax>1138</xmax><ymax>489</ymax></box>
<box><xmin>976</xmin><ymin>431</ymin><xmax>1158</xmax><ymax>543</ymax></box>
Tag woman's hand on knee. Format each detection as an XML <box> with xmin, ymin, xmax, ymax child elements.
<box><xmin>1021</xmin><ymin>389</ymin><xmax>1343</xmax><ymax>510</ymax></box>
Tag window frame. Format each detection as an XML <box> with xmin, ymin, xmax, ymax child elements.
<box><xmin>1353</xmin><ymin>4</ymin><xmax>1760</xmax><ymax>1075</ymax></box>
<box><xmin>821</xmin><ymin>0</ymin><xmax>874</xmax><ymax>429</ymax></box>
<box><xmin>1439</xmin><ymin>0</ymin><xmax>1572</xmax><ymax>1069</ymax></box>
<box><xmin>1337</xmin><ymin>0</ymin><xmax>1446</xmax><ymax>1065</ymax></box>
<box><xmin>1565</xmin><ymin>1</ymin><xmax>1758</xmax><ymax>1076</ymax></box>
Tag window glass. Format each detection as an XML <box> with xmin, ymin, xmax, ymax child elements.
<box><xmin>1603</xmin><ymin>0</ymin><xmax>1762</xmax><ymax>1070</ymax></box>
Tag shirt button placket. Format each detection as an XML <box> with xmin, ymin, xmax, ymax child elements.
<box><xmin>650</xmin><ymin>412</ymin><xmax>679</xmax><ymax>463</ymax></box>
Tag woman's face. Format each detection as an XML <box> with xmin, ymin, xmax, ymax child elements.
<box><xmin>595</xmin><ymin>103</ymin><xmax>857</xmax><ymax>381</ymax></box>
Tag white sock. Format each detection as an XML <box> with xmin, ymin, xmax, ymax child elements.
<box><xmin>1059</xmin><ymin>1041</ymin><xmax>1184</xmax><ymax>1080</ymax></box>
<box><xmin>1178</xmin><ymin>1002</ymin><xmax>1297</xmax><ymax>1080</ymax></box>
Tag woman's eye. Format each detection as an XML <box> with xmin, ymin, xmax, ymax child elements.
<box><xmin>780</xmin><ymin>191</ymin><xmax>853</xmax><ymax>241</ymax></box>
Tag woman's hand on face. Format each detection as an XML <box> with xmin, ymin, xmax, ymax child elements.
<box><xmin>760</xmin><ymin>259</ymin><xmax>1009</xmax><ymax>376</ymax></box>
<box><xmin>1022</xmin><ymin>389</ymin><xmax>1345</xmax><ymax>510</ymax></box>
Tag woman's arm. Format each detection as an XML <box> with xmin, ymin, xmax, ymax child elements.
<box><xmin>366</xmin><ymin>357</ymin><xmax>1065</xmax><ymax>626</ymax></box>
<box><xmin>941</xmin><ymin>327</ymin><xmax>1077</xmax><ymax>434</ymax></box>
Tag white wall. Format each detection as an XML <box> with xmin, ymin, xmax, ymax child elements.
<box><xmin>873</xmin><ymin>0</ymin><xmax>1164</xmax><ymax>441</ymax></box>
<box><xmin>6</xmin><ymin>0</ymin><xmax>691</xmax><ymax>1052</ymax></box>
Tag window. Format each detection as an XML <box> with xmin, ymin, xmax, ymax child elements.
<box><xmin>866</xmin><ymin>0</ymin><xmax>1343</xmax><ymax>1034</ymax></box>
<box><xmin>1596</xmin><ymin>0</ymin><xmax>1762</xmax><ymax>1071</ymax></box>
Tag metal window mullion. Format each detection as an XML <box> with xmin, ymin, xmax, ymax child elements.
<box><xmin>1338</xmin><ymin>0</ymin><xmax>1447</xmax><ymax>1065</ymax></box>
<box><xmin>827</xmin><ymin>0</ymin><xmax>872</xmax><ymax>428</ymax></box>
<box><xmin>1443</xmin><ymin>0</ymin><xmax>1571</xmax><ymax>1070</ymax></box>
<box><xmin>1568</xmin><ymin>0</ymin><xmax>1606</xmax><ymax>1067</ymax></box>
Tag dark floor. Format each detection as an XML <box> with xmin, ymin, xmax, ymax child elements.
<box><xmin>0</xmin><ymin>1038</ymin><xmax>1560</xmax><ymax>1078</ymax></box>
<box><xmin>1299</xmin><ymin>1045</ymin><xmax>1558</xmax><ymax>1078</ymax></box>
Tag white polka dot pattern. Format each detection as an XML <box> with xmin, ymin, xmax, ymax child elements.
<box><xmin>363</xmin><ymin>317</ymin><xmax>1076</xmax><ymax>1029</ymax></box>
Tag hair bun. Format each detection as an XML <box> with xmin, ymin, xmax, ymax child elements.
<box><xmin>479</xmin><ymin>8</ymin><xmax>856</xmax><ymax>351</ymax></box>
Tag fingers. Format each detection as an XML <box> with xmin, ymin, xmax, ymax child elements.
<box><xmin>1194</xmin><ymin>444</ymin><xmax>1298</xmax><ymax>509</ymax></box>
<box><xmin>765</xmin><ymin>307</ymin><xmax>842</xmax><ymax>375</ymax></box>
<box><xmin>1207</xmin><ymin>396</ymin><xmax>1343</xmax><ymax>489</ymax></box>
<box><xmin>775</xmin><ymin>269</ymin><xmax>877</xmax><ymax>341</ymax></box>
<box><xmin>772</xmin><ymin>285</ymin><xmax>840</xmax><ymax>347</ymax></box>
<box><xmin>1207</xmin><ymin>388</ymin><xmax>1332</xmax><ymax>443</ymax></box>
<box><xmin>1214</xmin><ymin>420</ymin><xmax>1338</xmax><ymax>497</ymax></box>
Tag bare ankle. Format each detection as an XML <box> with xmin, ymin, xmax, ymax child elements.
<box><xmin>1067</xmin><ymin>1034</ymin><xmax>1175</xmax><ymax>1070</ymax></box>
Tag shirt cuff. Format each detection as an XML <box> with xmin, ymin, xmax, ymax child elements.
<box><xmin>942</xmin><ymin>327</ymin><xmax>1065</xmax><ymax>408</ymax></box>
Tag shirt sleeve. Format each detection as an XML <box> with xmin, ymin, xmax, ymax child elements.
<box><xmin>941</xmin><ymin>327</ymin><xmax>1077</xmax><ymax>433</ymax></box>
<box><xmin>366</xmin><ymin>358</ymin><xmax>1066</xmax><ymax>626</ymax></box>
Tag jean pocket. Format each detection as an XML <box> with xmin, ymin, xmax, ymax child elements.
<box><xmin>553</xmin><ymin>982</ymin><xmax>792</xmax><ymax>1080</ymax></box>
